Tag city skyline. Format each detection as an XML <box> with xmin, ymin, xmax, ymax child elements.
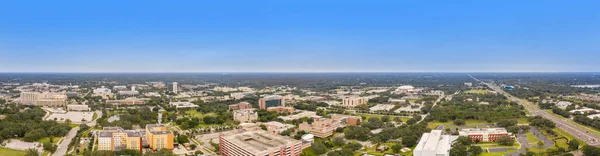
<box><xmin>1</xmin><ymin>0</ymin><xmax>600</xmax><ymax>72</ymax></box>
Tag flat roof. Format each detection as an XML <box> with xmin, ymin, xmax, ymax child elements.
<box><xmin>222</xmin><ymin>130</ymin><xmax>300</xmax><ymax>154</ymax></box>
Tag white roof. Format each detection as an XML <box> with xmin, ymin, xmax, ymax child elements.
<box><xmin>414</xmin><ymin>130</ymin><xmax>451</xmax><ymax>155</ymax></box>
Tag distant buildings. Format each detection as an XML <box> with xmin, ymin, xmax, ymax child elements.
<box><xmin>369</xmin><ymin>104</ymin><xmax>395</xmax><ymax>112</ymax></box>
<box><xmin>117</xmin><ymin>90</ymin><xmax>139</xmax><ymax>96</ymax></box>
<box><xmin>97</xmin><ymin>127</ymin><xmax>142</xmax><ymax>151</ymax></box>
<box><xmin>278</xmin><ymin>111</ymin><xmax>318</xmax><ymax>121</ymax></box>
<box><xmin>342</xmin><ymin>97</ymin><xmax>367</xmax><ymax>107</ymax></box>
<box><xmin>113</xmin><ymin>86</ymin><xmax>128</xmax><ymax>91</ymax></box>
<box><xmin>395</xmin><ymin>85</ymin><xmax>416</xmax><ymax>94</ymax></box>
<box><xmin>106</xmin><ymin>97</ymin><xmax>148</xmax><ymax>105</ymax></box>
<box><xmin>93</xmin><ymin>86</ymin><xmax>112</xmax><ymax>94</ymax></box>
<box><xmin>146</xmin><ymin>124</ymin><xmax>174</xmax><ymax>151</ymax></box>
<box><xmin>262</xmin><ymin>121</ymin><xmax>295</xmax><ymax>134</ymax></box>
<box><xmin>219</xmin><ymin>130</ymin><xmax>303</xmax><ymax>156</ymax></box>
<box><xmin>19</xmin><ymin>92</ymin><xmax>67</xmax><ymax>107</ymax></box>
<box><xmin>259</xmin><ymin>95</ymin><xmax>285</xmax><ymax>109</ymax></box>
<box><xmin>569</xmin><ymin>108</ymin><xmax>600</xmax><ymax>114</ymax></box>
<box><xmin>425</xmin><ymin>90</ymin><xmax>445</xmax><ymax>96</ymax></box>
<box><xmin>299</xmin><ymin>117</ymin><xmax>341</xmax><ymax>138</ymax></box>
<box><xmin>267</xmin><ymin>106</ymin><xmax>295</xmax><ymax>114</ymax></box>
<box><xmin>330</xmin><ymin>114</ymin><xmax>362</xmax><ymax>126</ymax></box>
<box><xmin>169</xmin><ymin>101</ymin><xmax>198</xmax><ymax>109</ymax></box>
<box><xmin>233</xmin><ymin>109</ymin><xmax>258</xmax><ymax>123</ymax></box>
<box><xmin>230</xmin><ymin>92</ymin><xmax>253</xmax><ymax>99</ymax></box>
<box><xmin>229</xmin><ymin>101</ymin><xmax>253</xmax><ymax>110</ymax></box>
<box><xmin>172</xmin><ymin>82</ymin><xmax>178</xmax><ymax>94</ymax></box>
<box><xmin>464</xmin><ymin>82</ymin><xmax>473</xmax><ymax>87</ymax></box>
<box><xmin>67</xmin><ymin>104</ymin><xmax>90</xmax><ymax>111</ymax></box>
<box><xmin>458</xmin><ymin>128</ymin><xmax>512</xmax><ymax>142</ymax></box>
<box><xmin>414</xmin><ymin>130</ymin><xmax>456</xmax><ymax>156</ymax></box>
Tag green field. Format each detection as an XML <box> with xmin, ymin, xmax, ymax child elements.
<box><xmin>427</xmin><ymin>119</ymin><xmax>491</xmax><ymax>129</ymax></box>
<box><xmin>353</xmin><ymin>142</ymin><xmax>413</xmax><ymax>156</ymax></box>
<box><xmin>69</xmin><ymin>124</ymin><xmax>80</xmax><ymax>128</ymax></box>
<box><xmin>186</xmin><ymin>110</ymin><xmax>216</xmax><ymax>118</ymax></box>
<box><xmin>526</xmin><ymin>132</ymin><xmax>541</xmax><ymax>144</ymax></box>
<box><xmin>37</xmin><ymin>137</ymin><xmax>61</xmax><ymax>144</ymax></box>
<box><xmin>357</xmin><ymin>114</ymin><xmax>410</xmax><ymax>122</ymax></box>
<box><xmin>477</xmin><ymin>142</ymin><xmax>520</xmax><ymax>156</ymax></box>
<box><xmin>0</xmin><ymin>147</ymin><xmax>26</xmax><ymax>156</ymax></box>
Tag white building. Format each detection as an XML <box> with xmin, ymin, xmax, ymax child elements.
<box><xmin>169</xmin><ymin>101</ymin><xmax>198</xmax><ymax>109</ymax></box>
<box><xmin>414</xmin><ymin>130</ymin><xmax>456</xmax><ymax>156</ymax></box>
<box><xmin>93</xmin><ymin>86</ymin><xmax>112</xmax><ymax>94</ymax></box>
<box><xmin>118</xmin><ymin>91</ymin><xmax>139</xmax><ymax>96</ymax></box>
<box><xmin>233</xmin><ymin>109</ymin><xmax>258</xmax><ymax>123</ymax></box>
<box><xmin>67</xmin><ymin>104</ymin><xmax>90</xmax><ymax>111</ymax></box>
<box><xmin>172</xmin><ymin>82</ymin><xmax>178</xmax><ymax>94</ymax></box>
<box><xmin>113</xmin><ymin>86</ymin><xmax>128</xmax><ymax>91</ymax></box>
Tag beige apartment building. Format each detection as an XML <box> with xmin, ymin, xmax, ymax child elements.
<box><xmin>342</xmin><ymin>97</ymin><xmax>367</xmax><ymax>107</ymax></box>
<box><xmin>299</xmin><ymin>117</ymin><xmax>341</xmax><ymax>138</ymax></box>
<box><xmin>146</xmin><ymin>124</ymin><xmax>174</xmax><ymax>151</ymax></box>
<box><xmin>97</xmin><ymin>127</ymin><xmax>142</xmax><ymax>151</ymax></box>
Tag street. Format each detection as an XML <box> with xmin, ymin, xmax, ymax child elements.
<box><xmin>470</xmin><ymin>75</ymin><xmax>600</xmax><ymax>146</ymax></box>
<box><xmin>53</xmin><ymin>111</ymin><xmax>102</xmax><ymax>156</ymax></box>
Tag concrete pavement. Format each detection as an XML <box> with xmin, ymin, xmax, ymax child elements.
<box><xmin>53</xmin><ymin>111</ymin><xmax>102</xmax><ymax>156</ymax></box>
<box><xmin>470</xmin><ymin>74</ymin><xmax>600</xmax><ymax>146</ymax></box>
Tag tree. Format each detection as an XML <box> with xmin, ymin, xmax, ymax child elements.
<box><xmin>537</xmin><ymin>141</ymin><xmax>544</xmax><ymax>147</ymax></box>
<box><xmin>25</xmin><ymin>148</ymin><xmax>40</xmax><ymax>156</ymax></box>
<box><xmin>568</xmin><ymin>140</ymin><xmax>580</xmax><ymax>150</ymax></box>
<box><xmin>394</xmin><ymin>116</ymin><xmax>402</xmax><ymax>123</ymax></box>
<box><xmin>177</xmin><ymin>135</ymin><xmax>189</xmax><ymax>144</ymax></box>
<box><xmin>406</xmin><ymin>118</ymin><xmax>417</xmax><ymax>125</ymax></box>
<box><xmin>450</xmin><ymin>144</ymin><xmax>468</xmax><ymax>156</ymax></box>
<box><xmin>469</xmin><ymin>145</ymin><xmax>483</xmax><ymax>155</ymax></box>
<box><xmin>190</xmin><ymin>144</ymin><xmax>197</xmax><ymax>150</ymax></box>
<box><xmin>143</xmin><ymin>149</ymin><xmax>177</xmax><ymax>156</ymax></box>
<box><xmin>65</xmin><ymin>119</ymin><xmax>72</xmax><ymax>124</ymax></box>
<box><xmin>391</xmin><ymin>144</ymin><xmax>402</xmax><ymax>153</ymax></box>
<box><xmin>496</xmin><ymin>119</ymin><xmax>518</xmax><ymax>127</ymax></box>
<box><xmin>332</xmin><ymin>137</ymin><xmax>345</xmax><ymax>147</ymax></box>
<box><xmin>455</xmin><ymin>136</ymin><xmax>472</xmax><ymax>146</ymax></box>
<box><xmin>583</xmin><ymin>145</ymin><xmax>600</xmax><ymax>156</ymax></box>
<box><xmin>497</xmin><ymin>136</ymin><xmax>514</xmax><ymax>146</ymax></box>
<box><xmin>381</xmin><ymin>116</ymin><xmax>390</xmax><ymax>122</ymax></box>
<box><xmin>311</xmin><ymin>142</ymin><xmax>328</xmax><ymax>155</ymax></box>
<box><xmin>454</xmin><ymin>119</ymin><xmax>465</xmax><ymax>126</ymax></box>
<box><xmin>259</xmin><ymin>125</ymin><xmax>267</xmax><ymax>131</ymax></box>
<box><xmin>43</xmin><ymin>142</ymin><xmax>57</xmax><ymax>153</ymax></box>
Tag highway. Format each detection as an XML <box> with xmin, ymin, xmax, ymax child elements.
<box><xmin>470</xmin><ymin>75</ymin><xmax>600</xmax><ymax>146</ymax></box>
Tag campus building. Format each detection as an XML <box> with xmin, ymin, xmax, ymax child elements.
<box><xmin>330</xmin><ymin>114</ymin><xmax>362</xmax><ymax>126</ymax></box>
<box><xmin>67</xmin><ymin>104</ymin><xmax>90</xmax><ymax>111</ymax></box>
<box><xmin>19</xmin><ymin>92</ymin><xmax>67</xmax><ymax>107</ymax></box>
<box><xmin>458</xmin><ymin>128</ymin><xmax>512</xmax><ymax>142</ymax></box>
<box><xmin>414</xmin><ymin>130</ymin><xmax>457</xmax><ymax>156</ymax></box>
<box><xmin>266</xmin><ymin>106</ymin><xmax>295</xmax><ymax>114</ymax></box>
<box><xmin>298</xmin><ymin>117</ymin><xmax>341</xmax><ymax>138</ymax></box>
<box><xmin>233</xmin><ymin>109</ymin><xmax>258</xmax><ymax>123</ymax></box>
<box><xmin>219</xmin><ymin>130</ymin><xmax>303</xmax><ymax>156</ymax></box>
<box><xmin>259</xmin><ymin>95</ymin><xmax>285</xmax><ymax>109</ymax></box>
<box><xmin>145</xmin><ymin>124</ymin><xmax>174</xmax><ymax>151</ymax></box>
<box><xmin>106</xmin><ymin>97</ymin><xmax>149</xmax><ymax>105</ymax></box>
<box><xmin>341</xmin><ymin>97</ymin><xmax>367</xmax><ymax>107</ymax></box>
<box><xmin>97</xmin><ymin>127</ymin><xmax>142</xmax><ymax>151</ymax></box>
<box><xmin>229</xmin><ymin>101</ymin><xmax>253</xmax><ymax>110</ymax></box>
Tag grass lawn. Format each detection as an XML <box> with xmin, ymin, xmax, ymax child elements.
<box><xmin>357</xmin><ymin>114</ymin><xmax>411</xmax><ymax>122</ymax></box>
<box><xmin>301</xmin><ymin>148</ymin><xmax>317</xmax><ymax>156</ymax></box>
<box><xmin>354</xmin><ymin>142</ymin><xmax>412</xmax><ymax>156</ymax></box>
<box><xmin>466</xmin><ymin>89</ymin><xmax>489</xmax><ymax>94</ymax></box>
<box><xmin>69</xmin><ymin>124</ymin><xmax>80</xmax><ymax>128</ymax></box>
<box><xmin>37</xmin><ymin>137</ymin><xmax>61</xmax><ymax>144</ymax></box>
<box><xmin>427</xmin><ymin>120</ymin><xmax>492</xmax><ymax>129</ymax></box>
<box><xmin>476</xmin><ymin>143</ymin><xmax>519</xmax><ymax>156</ymax></box>
<box><xmin>526</xmin><ymin>132</ymin><xmax>541</xmax><ymax>144</ymax></box>
<box><xmin>186</xmin><ymin>110</ymin><xmax>217</xmax><ymax>118</ymax></box>
<box><xmin>517</xmin><ymin>118</ymin><xmax>530</xmax><ymax>124</ymax></box>
<box><xmin>0</xmin><ymin>147</ymin><xmax>26</xmax><ymax>156</ymax></box>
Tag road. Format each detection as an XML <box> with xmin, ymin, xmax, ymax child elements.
<box><xmin>53</xmin><ymin>111</ymin><xmax>102</xmax><ymax>156</ymax></box>
<box><xmin>470</xmin><ymin>74</ymin><xmax>600</xmax><ymax>146</ymax></box>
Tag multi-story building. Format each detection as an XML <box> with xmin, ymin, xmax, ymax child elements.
<box><xmin>414</xmin><ymin>130</ymin><xmax>456</xmax><ymax>156</ymax></box>
<box><xmin>67</xmin><ymin>104</ymin><xmax>90</xmax><ymax>111</ymax></box>
<box><xmin>229</xmin><ymin>101</ymin><xmax>253</xmax><ymax>110</ymax></box>
<box><xmin>267</xmin><ymin>106</ymin><xmax>295</xmax><ymax>114</ymax></box>
<box><xmin>342</xmin><ymin>97</ymin><xmax>367</xmax><ymax>107</ymax></box>
<box><xmin>233</xmin><ymin>109</ymin><xmax>258</xmax><ymax>123</ymax></box>
<box><xmin>259</xmin><ymin>95</ymin><xmax>285</xmax><ymax>109</ymax></box>
<box><xmin>117</xmin><ymin>91</ymin><xmax>139</xmax><ymax>96</ymax></box>
<box><xmin>97</xmin><ymin>127</ymin><xmax>142</xmax><ymax>151</ymax></box>
<box><xmin>93</xmin><ymin>86</ymin><xmax>112</xmax><ymax>94</ymax></box>
<box><xmin>278</xmin><ymin>111</ymin><xmax>318</xmax><ymax>121</ymax></box>
<box><xmin>106</xmin><ymin>97</ymin><xmax>148</xmax><ymax>105</ymax></box>
<box><xmin>219</xmin><ymin>130</ymin><xmax>303</xmax><ymax>156</ymax></box>
<box><xmin>262</xmin><ymin>121</ymin><xmax>295</xmax><ymax>134</ymax></box>
<box><xmin>330</xmin><ymin>114</ymin><xmax>362</xmax><ymax>126</ymax></box>
<box><xmin>458</xmin><ymin>128</ymin><xmax>512</xmax><ymax>142</ymax></box>
<box><xmin>172</xmin><ymin>82</ymin><xmax>178</xmax><ymax>94</ymax></box>
<box><xmin>169</xmin><ymin>101</ymin><xmax>198</xmax><ymax>109</ymax></box>
<box><xmin>298</xmin><ymin>117</ymin><xmax>341</xmax><ymax>138</ymax></box>
<box><xmin>230</xmin><ymin>92</ymin><xmax>253</xmax><ymax>99</ymax></box>
<box><xmin>113</xmin><ymin>86</ymin><xmax>128</xmax><ymax>91</ymax></box>
<box><xmin>19</xmin><ymin>92</ymin><xmax>67</xmax><ymax>107</ymax></box>
<box><xmin>145</xmin><ymin>124</ymin><xmax>174</xmax><ymax>151</ymax></box>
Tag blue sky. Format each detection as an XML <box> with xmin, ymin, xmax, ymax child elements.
<box><xmin>1</xmin><ymin>0</ymin><xmax>599</xmax><ymax>72</ymax></box>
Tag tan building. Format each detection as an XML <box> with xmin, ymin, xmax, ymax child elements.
<box><xmin>259</xmin><ymin>95</ymin><xmax>285</xmax><ymax>109</ymax></box>
<box><xmin>146</xmin><ymin>124</ymin><xmax>174</xmax><ymax>151</ymax></box>
<box><xmin>93</xmin><ymin>92</ymin><xmax>115</xmax><ymax>100</ymax></box>
<box><xmin>19</xmin><ymin>92</ymin><xmax>67</xmax><ymax>107</ymax></box>
<box><xmin>330</xmin><ymin>114</ymin><xmax>362</xmax><ymax>126</ymax></box>
<box><xmin>262</xmin><ymin>121</ymin><xmax>295</xmax><ymax>134</ymax></box>
<box><xmin>67</xmin><ymin>104</ymin><xmax>90</xmax><ymax>111</ymax></box>
<box><xmin>97</xmin><ymin>127</ymin><xmax>142</xmax><ymax>151</ymax></box>
<box><xmin>106</xmin><ymin>97</ymin><xmax>148</xmax><ymax>105</ymax></box>
<box><xmin>299</xmin><ymin>117</ymin><xmax>341</xmax><ymax>138</ymax></box>
<box><xmin>233</xmin><ymin>109</ymin><xmax>258</xmax><ymax>123</ymax></box>
<box><xmin>229</xmin><ymin>101</ymin><xmax>253</xmax><ymax>110</ymax></box>
<box><xmin>342</xmin><ymin>97</ymin><xmax>367</xmax><ymax>107</ymax></box>
<box><xmin>219</xmin><ymin>130</ymin><xmax>303</xmax><ymax>156</ymax></box>
<box><xmin>267</xmin><ymin>106</ymin><xmax>295</xmax><ymax>114</ymax></box>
